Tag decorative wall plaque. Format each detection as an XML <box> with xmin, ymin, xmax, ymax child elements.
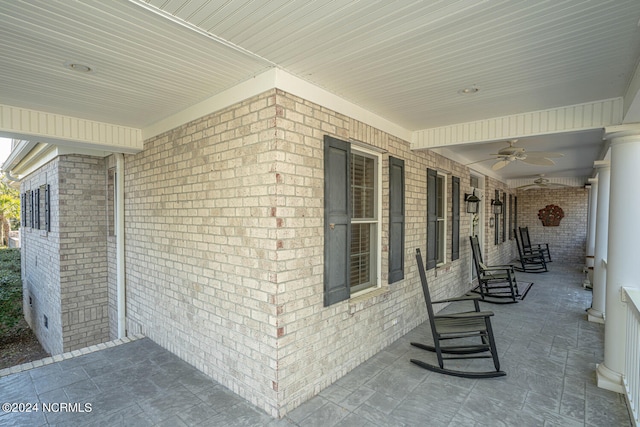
<box><xmin>538</xmin><ymin>204</ymin><xmax>564</xmax><ymax>227</ymax></box>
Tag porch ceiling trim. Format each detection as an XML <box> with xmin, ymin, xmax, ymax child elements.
<box><xmin>0</xmin><ymin>104</ymin><xmax>143</xmax><ymax>154</ymax></box>
<box><xmin>411</xmin><ymin>98</ymin><xmax>623</xmax><ymax>150</ymax></box>
<box><xmin>142</xmin><ymin>68</ymin><xmax>414</xmax><ymax>143</ymax></box>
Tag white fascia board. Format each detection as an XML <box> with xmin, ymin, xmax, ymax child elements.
<box><xmin>412</xmin><ymin>98</ymin><xmax>624</xmax><ymax>150</ymax></box>
<box><xmin>142</xmin><ymin>68</ymin><xmax>278</xmax><ymax>140</ymax></box>
<box><xmin>623</xmin><ymin>60</ymin><xmax>640</xmax><ymax>123</ymax></box>
<box><xmin>5</xmin><ymin>140</ymin><xmax>112</xmax><ymax>181</ymax></box>
<box><xmin>142</xmin><ymin>68</ymin><xmax>413</xmax><ymax>143</ymax></box>
<box><xmin>0</xmin><ymin>104</ymin><xmax>143</xmax><ymax>153</ymax></box>
<box><xmin>273</xmin><ymin>69</ymin><xmax>412</xmax><ymax>142</ymax></box>
<box><xmin>2</xmin><ymin>139</ymin><xmax>38</xmax><ymax>171</ymax></box>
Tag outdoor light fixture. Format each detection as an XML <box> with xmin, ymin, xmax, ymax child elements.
<box><xmin>464</xmin><ymin>190</ymin><xmax>480</xmax><ymax>213</ymax></box>
<box><xmin>491</xmin><ymin>198</ymin><xmax>503</xmax><ymax>215</ymax></box>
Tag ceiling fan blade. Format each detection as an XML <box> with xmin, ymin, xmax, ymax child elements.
<box><xmin>516</xmin><ymin>183</ymin><xmax>538</xmax><ymax>189</ymax></box>
<box><xmin>524</xmin><ymin>151</ymin><xmax>564</xmax><ymax>158</ymax></box>
<box><xmin>521</xmin><ymin>157</ymin><xmax>555</xmax><ymax>166</ymax></box>
<box><xmin>465</xmin><ymin>158</ymin><xmax>494</xmax><ymax>166</ymax></box>
<box><xmin>492</xmin><ymin>159</ymin><xmax>510</xmax><ymax>170</ymax></box>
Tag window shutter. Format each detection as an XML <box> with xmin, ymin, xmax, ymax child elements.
<box><xmin>21</xmin><ymin>193</ymin><xmax>26</xmax><ymax>227</ymax></box>
<box><xmin>388</xmin><ymin>157</ymin><xmax>405</xmax><ymax>283</ymax></box>
<box><xmin>502</xmin><ymin>191</ymin><xmax>506</xmax><ymax>242</ymax></box>
<box><xmin>45</xmin><ymin>184</ymin><xmax>51</xmax><ymax>232</ymax></box>
<box><xmin>426</xmin><ymin>168</ymin><xmax>437</xmax><ymax>270</ymax></box>
<box><xmin>514</xmin><ymin>196</ymin><xmax>518</xmax><ymax>232</ymax></box>
<box><xmin>30</xmin><ymin>190</ymin><xmax>36</xmax><ymax>229</ymax></box>
<box><xmin>451</xmin><ymin>176</ymin><xmax>460</xmax><ymax>261</ymax></box>
<box><xmin>494</xmin><ymin>189</ymin><xmax>499</xmax><ymax>245</ymax></box>
<box><xmin>324</xmin><ymin>135</ymin><xmax>351</xmax><ymax>306</ymax></box>
<box><xmin>509</xmin><ymin>194</ymin><xmax>513</xmax><ymax>239</ymax></box>
<box><xmin>35</xmin><ymin>188</ymin><xmax>40</xmax><ymax>230</ymax></box>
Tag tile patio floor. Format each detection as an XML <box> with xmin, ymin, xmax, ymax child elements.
<box><xmin>0</xmin><ymin>263</ymin><xmax>632</xmax><ymax>426</ymax></box>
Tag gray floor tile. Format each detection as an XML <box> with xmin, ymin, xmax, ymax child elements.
<box><xmin>0</xmin><ymin>264</ymin><xmax>633</xmax><ymax>426</ymax></box>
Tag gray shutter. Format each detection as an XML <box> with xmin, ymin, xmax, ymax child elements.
<box><xmin>324</xmin><ymin>135</ymin><xmax>351</xmax><ymax>306</ymax></box>
<box><xmin>509</xmin><ymin>194</ymin><xmax>513</xmax><ymax>239</ymax></box>
<box><xmin>502</xmin><ymin>191</ymin><xmax>506</xmax><ymax>242</ymax></box>
<box><xmin>388</xmin><ymin>157</ymin><xmax>404</xmax><ymax>283</ymax></box>
<box><xmin>45</xmin><ymin>184</ymin><xmax>51</xmax><ymax>232</ymax></box>
<box><xmin>21</xmin><ymin>193</ymin><xmax>26</xmax><ymax>226</ymax></box>
<box><xmin>451</xmin><ymin>176</ymin><xmax>460</xmax><ymax>261</ymax></box>
<box><xmin>33</xmin><ymin>189</ymin><xmax>39</xmax><ymax>229</ymax></box>
<box><xmin>30</xmin><ymin>190</ymin><xmax>34</xmax><ymax>228</ymax></box>
<box><xmin>426</xmin><ymin>168</ymin><xmax>437</xmax><ymax>270</ymax></box>
<box><xmin>494</xmin><ymin>189</ymin><xmax>499</xmax><ymax>245</ymax></box>
<box><xmin>514</xmin><ymin>196</ymin><xmax>518</xmax><ymax>232</ymax></box>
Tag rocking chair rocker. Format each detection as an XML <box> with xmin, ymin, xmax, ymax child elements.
<box><xmin>469</xmin><ymin>236</ymin><xmax>520</xmax><ymax>304</ymax></box>
<box><xmin>514</xmin><ymin>229</ymin><xmax>548</xmax><ymax>273</ymax></box>
<box><xmin>410</xmin><ymin>249</ymin><xmax>506</xmax><ymax>379</ymax></box>
<box><xmin>519</xmin><ymin>227</ymin><xmax>552</xmax><ymax>263</ymax></box>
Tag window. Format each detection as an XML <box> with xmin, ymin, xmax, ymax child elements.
<box><xmin>323</xmin><ymin>135</ymin><xmax>381</xmax><ymax>306</ymax></box>
<box><xmin>350</xmin><ymin>151</ymin><xmax>379</xmax><ymax>294</ymax></box>
<box><xmin>426</xmin><ymin>169</ymin><xmax>447</xmax><ymax>269</ymax></box>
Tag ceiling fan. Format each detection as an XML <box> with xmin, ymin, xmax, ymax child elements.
<box><xmin>489</xmin><ymin>140</ymin><xmax>563</xmax><ymax>171</ymax></box>
<box><xmin>517</xmin><ymin>174</ymin><xmax>572</xmax><ymax>190</ymax></box>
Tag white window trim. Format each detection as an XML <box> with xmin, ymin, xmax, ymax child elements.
<box><xmin>350</xmin><ymin>146</ymin><xmax>382</xmax><ymax>298</ymax></box>
<box><xmin>436</xmin><ymin>172</ymin><xmax>448</xmax><ymax>267</ymax></box>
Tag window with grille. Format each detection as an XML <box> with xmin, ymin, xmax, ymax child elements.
<box><xmin>323</xmin><ymin>136</ymin><xmax>382</xmax><ymax>306</ymax></box>
<box><xmin>350</xmin><ymin>151</ymin><xmax>378</xmax><ymax>293</ymax></box>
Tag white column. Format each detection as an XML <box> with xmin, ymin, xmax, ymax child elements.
<box><xmin>584</xmin><ymin>179</ymin><xmax>598</xmax><ymax>288</ymax></box>
<box><xmin>597</xmin><ymin>126</ymin><xmax>640</xmax><ymax>393</ymax></box>
<box><xmin>587</xmin><ymin>161</ymin><xmax>610</xmax><ymax>324</ymax></box>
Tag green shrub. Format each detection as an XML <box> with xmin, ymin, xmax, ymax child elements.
<box><xmin>0</xmin><ymin>248</ymin><xmax>22</xmax><ymax>335</ymax></box>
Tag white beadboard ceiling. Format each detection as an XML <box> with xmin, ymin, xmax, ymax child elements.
<box><xmin>1</xmin><ymin>0</ymin><xmax>640</xmax><ymax>183</ymax></box>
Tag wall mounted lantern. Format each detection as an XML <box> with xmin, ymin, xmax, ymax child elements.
<box><xmin>464</xmin><ymin>191</ymin><xmax>480</xmax><ymax>213</ymax></box>
<box><xmin>491</xmin><ymin>198</ymin><xmax>503</xmax><ymax>215</ymax></box>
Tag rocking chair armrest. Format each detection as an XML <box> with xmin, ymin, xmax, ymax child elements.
<box><xmin>522</xmin><ymin>251</ymin><xmax>544</xmax><ymax>259</ymax></box>
<box><xmin>481</xmin><ymin>265</ymin><xmax>514</xmax><ymax>272</ymax></box>
<box><xmin>436</xmin><ymin>311</ymin><xmax>495</xmax><ymax>319</ymax></box>
<box><xmin>432</xmin><ymin>293</ymin><xmax>481</xmax><ymax>305</ymax></box>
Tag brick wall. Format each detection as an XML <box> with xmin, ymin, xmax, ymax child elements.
<box><xmin>21</xmin><ymin>155</ymin><xmax>110</xmax><ymax>355</ymax></box>
<box><xmin>21</xmin><ymin>159</ymin><xmax>63</xmax><ymax>355</ymax></box>
<box><xmin>118</xmin><ymin>88</ymin><xmax>516</xmax><ymax>416</ymax></box>
<box><xmin>516</xmin><ymin>187</ymin><xmax>588</xmax><ymax>263</ymax></box>
<box><xmin>58</xmin><ymin>155</ymin><xmax>110</xmax><ymax>350</ymax></box>
<box><xmin>19</xmin><ymin>89</ymin><xmax>518</xmax><ymax>415</ymax></box>
<box><xmin>484</xmin><ymin>177</ymin><xmax>517</xmax><ymax>265</ymax></box>
<box><xmin>124</xmin><ymin>90</ymin><xmax>281</xmax><ymax>414</ymax></box>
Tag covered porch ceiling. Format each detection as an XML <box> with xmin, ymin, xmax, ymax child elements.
<box><xmin>1</xmin><ymin>0</ymin><xmax>640</xmax><ymax>184</ymax></box>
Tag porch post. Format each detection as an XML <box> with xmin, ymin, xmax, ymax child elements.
<box><xmin>596</xmin><ymin>125</ymin><xmax>640</xmax><ymax>393</ymax></box>
<box><xmin>584</xmin><ymin>178</ymin><xmax>598</xmax><ymax>288</ymax></box>
<box><xmin>587</xmin><ymin>161</ymin><xmax>609</xmax><ymax>324</ymax></box>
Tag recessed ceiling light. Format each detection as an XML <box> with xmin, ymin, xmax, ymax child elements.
<box><xmin>459</xmin><ymin>86</ymin><xmax>479</xmax><ymax>94</ymax></box>
<box><xmin>64</xmin><ymin>61</ymin><xmax>93</xmax><ymax>73</ymax></box>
